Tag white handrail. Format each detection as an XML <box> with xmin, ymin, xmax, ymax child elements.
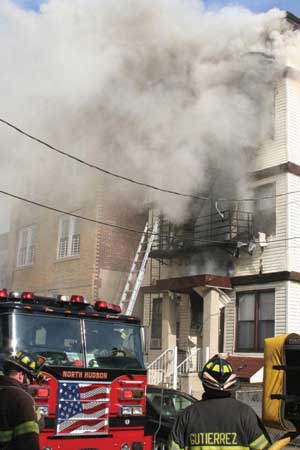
<box><xmin>147</xmin><ymin>347</ymin><xmax>203</xmax><ymax>390</ymax></box>
<box><xmin>177</xmin><ymin>347</ymin><xmax>202</xmax><ymax>375</ymax></box>
<box><xmin>147</xmin><ymin>347</ymin><xmax>177</xmax><ymax>388</ymax></box>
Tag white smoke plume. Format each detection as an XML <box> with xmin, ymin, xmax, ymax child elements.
<box><xmin>0</xmin><ymin>0</ymin><xmax>295</xmax><ymax>226</ymax></box>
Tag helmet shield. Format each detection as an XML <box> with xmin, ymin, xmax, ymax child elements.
<box><xmin>200</xmin><ymin>355</ymin><xmax>238</xmax><ymax>392</ymax></box>
<box><xmin>4</xmin><ymin>351</ymin><xmax>46</xmax><ymax>380</ymax></box>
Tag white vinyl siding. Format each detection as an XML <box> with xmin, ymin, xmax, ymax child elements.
<box><xmin>255</xmin><ymin>78</ymin><xmax>287</xmax><ymax>171</ymax></box>
<box><xmin>234</xmin><ymin>174</ymin><xmax>288</xmax><ymax>276</ymax></box>
<box><xmin>17</xmin><ymin>226</ymin><xmax>36</xmax><ymax>267</ymax></box>
<box><xmin>287</xmin><ymin>74</ymin><xmax>300</xmax><ymax>165</ymax></box>
<box><xmin>286</xmin><ymin>281</ymin><xmax>300</xmax><ymax>333</ymax></box>
<box><xmin>224</xmin><ymin>282</ymin><xmax>287</xmax><ymax>354</ymax></box>
<box><xmin>287</xmin><ymin>173</ymin><xmax>300</xmax><ymax>271</ymax></box>
<box><xmin>57</xmin><ymin>216</ymin><xmax>80</xmax><ymax>259</ymax></box>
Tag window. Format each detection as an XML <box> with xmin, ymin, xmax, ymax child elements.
<box><xmin>17</xmin><ymin>226</ymin><xmax>36</xmax><ymax>267</ymax></box>
<box><xmin>236</xmin><ymin>291</ymin><xmax>275</xmax><ymax>352</ymax></box>
<box><xmin>147</xmin><ymin>389</ymin><xmax>194</xmax><ymax>418</ymax></box>
<box><xmin>10</xmin><ymin>313</ymin><xmax>144</xmax><ymax>370</ymax></box>
<box><xmin>253</xmin><ymin>183</ymin><xmax>276</xmax><ymax>236</ymax></box>
<box><xmin>57</xmin><ymin>216</ymin><xmax>80</xmax><ymax>259</ymax></box>
<box><xmin>150</xmin><ymin>298</ymin><xmax>162</xmax><ymax>349</ymax></box>
<box><xmin>85</xmin><ymin>320</ymin><xmax>144</xmax><ymax>369</ymax></box>
<box><xmin>14</xmin><ymin>314</ymin><xmax>83</xmax><ymax>367</ymax></box>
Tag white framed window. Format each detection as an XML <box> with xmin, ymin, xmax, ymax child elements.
<box><xmin>236</xmin><ymin>290</ymin><xmax>275</xmax><ymax>352</ymax></box>
<box><xmin>57</xmin><ymin>216</ymin><xmax>80</xmax><ymax>259</ymax></box>
<box><xmin>17</xmin><ymin>226</ymin><xmax>36</xmax><ymax>267</ymax></box>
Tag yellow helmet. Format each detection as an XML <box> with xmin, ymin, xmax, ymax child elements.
<box><xmin>199</xmin><ymin>355</ymin><xmax>238</xmax><ymax>392</ymax></box>
<box><xmin>3</xmin><ymin>351</ymin><xmax>45</xmax><ymax>380</ymax></box>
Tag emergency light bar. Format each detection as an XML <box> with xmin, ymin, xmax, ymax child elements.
<box><xmin>9</xmin><ymin>291</ymin><xmax>21</xmax><ymax>299</ymax></box>
<box><xmin>0</xmin><ymin>288</ymin><xmax>125</xmax><ymax>317</ymax></box>
<box><xmin>70</xmin><ymin>295</ymin><xmax>84</xmax><ymax>304</ymax></box>
<box><xmin>57</xmin><ymin>295</ymin><xmax>70</xmax><ymax>302</ymax></box>
<box><xmin>21</xmin><ymin>292</ymin><xmax>35</xmax><ymax>301</ymax></box>
<box><xmin>94</xmin><ymin>300</ymin><xmax>121</xmax><ymax>314</ymax></box>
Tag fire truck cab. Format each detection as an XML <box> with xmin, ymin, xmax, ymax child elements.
<box><xmin>0</xmin><ymin>289</ymin><xmax>152</xmax><ymax>450</ymax></box>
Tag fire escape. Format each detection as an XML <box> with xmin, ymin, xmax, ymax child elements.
<box><xmin>150</xmin><ymin>208</ymin><xmax>254</xmax><ymax>260</ymax></box>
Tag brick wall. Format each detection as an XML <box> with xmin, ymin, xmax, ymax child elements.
<box><xmin>8</xmin><ymin>201</ymin><xmax>98</xmax><ymax>300</ymax></box>
<box><xmin>7</xmin><ymin>190</ymin><xmax>148</xmax><ymax>305</ymax></box>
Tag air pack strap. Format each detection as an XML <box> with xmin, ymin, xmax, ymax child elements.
<box><xmin>273</xmin><ymin>365</ymin><xmax>300</xmax><ymax>371</ymax></box>
<box><xmin>271</xmin><ymin>394</ymin><xmax>300</xmax><ymax>401</ymax></box>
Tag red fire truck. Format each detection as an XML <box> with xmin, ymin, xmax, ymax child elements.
<box><xmin>0</xmin><ymin>289</ymin><xmax>152</xmax><ymax>450</ymax></box>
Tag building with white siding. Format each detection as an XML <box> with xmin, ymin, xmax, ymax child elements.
<box><xmin>136</xmin><ymin>12</ymin><xmax>300</xmax><ymax>394</ymax></box>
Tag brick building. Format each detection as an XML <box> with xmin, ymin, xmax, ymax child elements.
<box><xmin>6</xmin><ymin>186</ymin><xmax>147</xmax><ymax>304</ymax></box>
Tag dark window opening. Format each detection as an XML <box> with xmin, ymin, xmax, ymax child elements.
<box><xmin>150</xmin><ymin>298</ymin><xmax>162</xmax><ymax>349</ymax></box>
<box><xmin>253</xmin><ymin>183</ymin><xmax>276</xmax><ymax>236</ymax></box>
<box><xmin>190</xmin><ymin>291</ymin><xmax>203</xmax><ymax>331</ymax></box>
<box><xmin>219</xmin><ymin>306</ymin><xmax>225</xmax><ymax>353</ymax></box>
<box><xmin>236</xmin><ymin>290</ymin><xmax>275</xmax><ymax>352</ymax></box>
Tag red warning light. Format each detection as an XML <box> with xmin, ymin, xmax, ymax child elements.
<box><xmin>95</xmin><ymin>300</ymin><xmax>108</xmax><ymax>310</ymax></box>
<box><xmin>70</xmin><ymin>295</ymin><xmax>84</xmax><ymax>304</ymax></box>
<box><xmin>0</xmin><ymin>289</ymin><xmax>8</xmax><ymax>298</ymax></box>
<box><xmin>21</xmin><ymin>292</ymin><xmax>35</xmax><ymax>300</ymax></box>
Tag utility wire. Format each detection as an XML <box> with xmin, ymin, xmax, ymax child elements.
<box><xmin>0</xmin><ymin>189</ymin><xmax>147</xmax><ymax>235</ymax></box>
<box><xmin>1</xmin><ymin>188</ymin><xmax>300</xmax><ymax>247</ymax></box>
<box><xmin>2</xmin><ymin>117</ymin><xmax>300</xmax><ymax>204</ymax></box>
<box><xmin>0</xmin><ymin>118</ymin><xmax>209</xmax><ymax>201</ymax></box>
<box><xmin>218</xmin><ymin>189</ymin><xmax>300</xmax><ymax>203</ymax></box>
<box><xmin>0</xmin><ymin>189</ymin><xmax>223</xmax><ymax>244</ymax></box>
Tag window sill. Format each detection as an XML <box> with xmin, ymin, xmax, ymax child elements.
<box><xmin>15</xmin><ymin>264</ymin><xmax>34</xmax><ymax>270</ymax></box>
<box><xmin>234</xmin><ymin>351</ymin><xmax>264</xmax><ymax>357</ymax></box>
<box><xmin>55</xmin><ymin>255</ymin><xmax>80</xmax><ymax>263</ymax></box>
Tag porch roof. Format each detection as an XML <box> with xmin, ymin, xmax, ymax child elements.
<box><xmin>226</xmin><ymin>356</ymin><xmax>264</xmax><ymax>382</ymax></box>
<box><xmin>142</xmin><ymin>274</ymin><xmax>231</xmax><ymax>293</ymax></box>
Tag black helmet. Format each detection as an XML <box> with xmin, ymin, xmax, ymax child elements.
<box><xmin>3</xmin><ymin>351</ymin><xmax>45</xmax><ymax>380</ymax></box>
<box><xmin>199</xmin><ymin>355</ymin><xmax>238</xmax><ymax>392</ymax></box>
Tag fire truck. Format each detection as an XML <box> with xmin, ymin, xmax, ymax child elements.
<box><xmin>0</xmin><ymin>289</ymin><xmax>152</xmax><ymax>450</ymax></box>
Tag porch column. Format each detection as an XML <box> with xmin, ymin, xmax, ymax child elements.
<box><xmin>162</xmin><ymin>291</ymin><xmax>176</xmax><ymax>349</ymax></box>
<box><xmin>202</xmin><ymin>288</ymin><xmax>220</xmax><ymax>360</ymax></box>
<box><xmin>178</xmin><ymin>293</ymin><xmax>191</xmax><ymax>349</ymax></box>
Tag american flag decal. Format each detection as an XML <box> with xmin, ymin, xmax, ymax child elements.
<box><xmin>56</xmin><ymin>381</ymin><xmax>110</xmax><ymax>435</ymax></box>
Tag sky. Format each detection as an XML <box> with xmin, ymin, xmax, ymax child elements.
<box><xmin>13</xmin><ymin>0</ymin><xmax>300</xmax><ymax>15</ymax></box>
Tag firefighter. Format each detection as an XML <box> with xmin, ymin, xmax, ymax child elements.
<box><xmin>170</xmin><ymin>355</ymin><xmax>271</xmax><ymax>450</ymax></box>
<box><xmin>0</xmin><ymin>351</ymin><xmax>45</xmax><ymax>450</ymax></box>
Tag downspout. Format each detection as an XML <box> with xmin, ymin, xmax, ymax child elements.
<box><xmin>285</xmin><ymin>74</ymin><xmax>289</xmax><ymax>335</ymax></box>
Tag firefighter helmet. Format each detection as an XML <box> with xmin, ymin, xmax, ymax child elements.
<box><xmin>3</xmin><ymin>351</ymin><xmax>45</xmax><ymax>380</ymax></box>
<box><xmin>199</xmin><ymin>355</ymin><xmax>238</xmax><ymax>392</ymax></box>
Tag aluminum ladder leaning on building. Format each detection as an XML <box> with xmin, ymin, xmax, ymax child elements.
<box><xmin>120</xmin><ymin>221</ymin><xmax>159</xmax><ymax>316</ymax></box>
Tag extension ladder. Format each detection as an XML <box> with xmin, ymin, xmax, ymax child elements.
<box><xmin>120</xmin><ymin>221</ymin><xmax>159</xmax><ymax>315</ymax></box>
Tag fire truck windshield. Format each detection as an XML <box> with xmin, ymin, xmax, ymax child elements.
<box><xmin>4</xmin><ymin>313</ymin><xmax>144</xmax><ymax>370</ymax></box>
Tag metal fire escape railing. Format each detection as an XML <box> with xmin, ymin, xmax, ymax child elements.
<box><xmin>147</xmin><ymin>347</ymin><xmax>204</xmax><ymax>390</ymax></box>
<box><xmin>150</xmin><ymin>209</ymin><xmax>253</xmax><ymax>258</ymax></box>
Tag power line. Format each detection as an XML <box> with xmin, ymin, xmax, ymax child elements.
<box><xmin>4</xmin><ymin>186</ymin><xmax>300</xmax><ymax>255</ymax></box>
<box><xmin>0</xmin><ymin>189</ymin><xmax>222</xmax><ymax>244</ymax></box>
<box><xmin>0</xmin><ymin>118</ymin><xmax>209</xmax><ymax>201</ymax></box>
<box><xmin>2</xmin><ymin>117</ymin><xmax>300</xmax><ymax>205</ymax></box>
<box><xmin>2</xmin><ymin>188</ymin><xmax>300</xmax><ymax>248</ymax></box>
<box><xmin>0</xmin><ymin>189</ymin><xmax>147</xmax><ymax>235</ymax></box>
<box><xmin>218</xmin><ymin>189</ymin><xmax>300</xmax><ymax>203</ymax></box>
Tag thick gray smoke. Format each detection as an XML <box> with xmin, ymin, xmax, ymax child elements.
<box><xmin>0</xmin><ymin>0</ymin><xmax>293</xmax><ymax>226</ymax></box>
